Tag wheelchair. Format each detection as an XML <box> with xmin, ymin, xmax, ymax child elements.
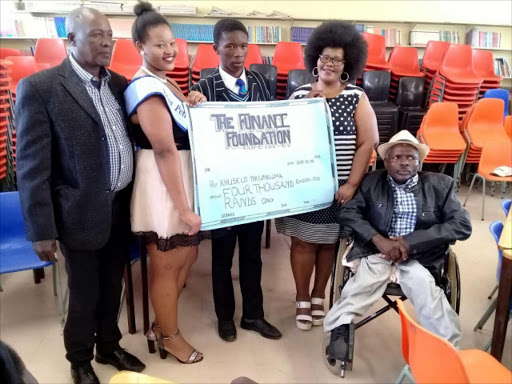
<box><xmin>323</xmin><ymin>236</ymin><xmax>461</xmax><ymax>378</ymax></box>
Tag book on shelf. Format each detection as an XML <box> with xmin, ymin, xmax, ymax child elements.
<box><xmin>466</xmin><ymin>28</ymin><xmax>501</xmax><ymax>48</ymax></box>
<box><xmin>495</xmin><ymin>58</ymin><xmax>511</xmax><ymax>78</ymax></box>
<box><xmin>25</xmin><ymin>0</ymin><xmax>82</xmax><ymax>13</ymax></box>
<box><xmin>247</xmin><ymin>26</ymin><xmax>281</xmax><ymax>43</ymax></box>
<box><xmin>2</xmin><ymin>17</ymin><xmax>67</xmax><ymax>38</ymax></box>
<box><xmin>361</xmin><ymin>26</ymin><xmax>401</xmax><ymax>46</ymax></box>
<box><xmin>170</xmin><ymin>23</ymin><xmax>214</xmax><ymax>42</ymax></box>
<box><xmin>291</xmin><ymin>27</ymin><xmax>314</xmax><ymax>44</ymax></box>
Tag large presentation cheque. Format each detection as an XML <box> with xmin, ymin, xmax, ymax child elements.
<box><xmin>187</xmin><ymin>98</ymin><xmax>337</xmax><ymax>230</ymax></box>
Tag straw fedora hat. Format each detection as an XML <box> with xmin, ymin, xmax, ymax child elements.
<box><xmin>377</xmin><ymin>130</ymin><xmax>430</xmax><ymax>162</ymax></box>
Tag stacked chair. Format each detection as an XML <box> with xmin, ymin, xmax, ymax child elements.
<box><xmin>395</xmin><ymin>77</ymin><xmax>426</xmax><ymax>136</ymax></box>
<box><xmin>249</xmin><ymin>64</ymin><xmax>278</xmax><ymax>99</ymax></box>
<box><xmin>463</xmin><ymin>140</ymin><xmax>512</xmax><ymax>221</ymax></box>
<box><xmin>191</xmin><ymin>44</ymin><xmax>219</xmax><ymax>86</ymax></box>
<box><xmin>387</xmin><ymin>46</ymin><xmax>424</xmax><ymax>102</ymax></box>
<box><xmin>33</xmin><ymin>38</ymin><xmax>68</xmax><ymax>68</ymax></box>
<box><xmin>417</xmin><ymin>102</ymin><xmax>467</xmax><ymax>184</ymax></box>
<box><xmin>285</xmin><ymin>69</ymin><xmax>315</xmax><ymax>99</ymax></box>
<box><xmin>505</xmin><ymin>115</ymin><xmax>512</xmax><ymax>139</ymax></box>
<box><xmin>362</xmin><ymin>70</ymin><xmax>398</xmax><ymax>145</ymax></box>
<box><xmin>426</xmin><ymin>44</ymin><xmax>482</xmax><ymax>121</ymax></box>
<box><xmin>460</xmin><ymin>98</ymin><xmax>508</xmax><ymax>168</ymax></box>
<box><xmin>109</xmin><ymin>38</ymin><xmax>142</xmax><ymax>82</ymax></box>
<box><xmin>166</xmin><ymin>38</ymin><xmax>190</xmax><ymax>96</ymax></box>
<box><xmin>358</xmin><ymin>32</ymin><xmax>391</xmax><ymax>86</ymax></box>
<box><xmin>420</xmin><ymin>41</ymin><xmax>450</xmax><ymax>98</ymax></box>
<box><xmin>472</xmin><ymin>49</ymin><xmax>503</xmax><ymax>99</ymax></box>
<box><xmin>245</xmin><ymin>44</ymin><xmax>264</xmax><ymax>66</ymax></box>
<box><xmin>3</xmin><ymin>56</ymin><xmax>38</xmax><ymax>100</ymax></box>
<box><xmin>272</xmin><ymin>42</ymin><xmax>305</xmax><ymax>100</ymax></box>
<box><xmin>0</xmin><ymin>48</ymin><xmax>23</xmax><ymax>60</ymax></box>
<box><xmin>0</xmin><ymin>60</ymin><xmax>17</xmax><ymax>191</ymax></box>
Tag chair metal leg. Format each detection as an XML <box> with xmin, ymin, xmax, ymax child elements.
<box><xmin>473</xmin><ymin>299</ymin><xmax>497</xmax><ymax>331</ymax></box>
<box><xmin>124</xmin><ymin>259</ymin><xmax>136</xmax><ymax>334</ymax></box>
<box><xmin>53</xmin><ymin>262</ymin><xmax>66</xmax><ymax>329</ymax></box>
<box><xmin>481</xmin><ymin>177</ymin><xmax>486</xmax><ymax>221</ymax></box>
<box><xmin>463</xmin><ymin>173</ymin><xmax>478</xmax><ymax>207</ymax></box>
<box><xmin>488</xmin><ymin>284</ymin><xmax>499</xmax><ymax>299</ymax></box>
<box><xmin>395</xmin><ymin>365</ymin><xmax>415</xmax><ymax>384</ymax></box>
<box><xmin>141</xmin><ymin>245</ymin><xmax>150</xmax><ymax>338</ymax></box>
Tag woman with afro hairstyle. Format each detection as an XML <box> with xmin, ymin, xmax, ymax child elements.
<box><xmin>276</xmin><ymin>21</ymin><xmax>378</xmax><ymax>331</ymax></box>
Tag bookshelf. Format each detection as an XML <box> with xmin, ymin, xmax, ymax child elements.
<box><xmin>1</xmin><ymin>4</ymin><xmax>511</xmax><ymax>85</ymax></box>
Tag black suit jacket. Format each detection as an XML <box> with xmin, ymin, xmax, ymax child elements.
<box><xmin>15</xmin><ymin>57</ymin><xmax>132</xmax><ymax>250</ymax></box>
<box><xmin>191</xmin><ymin>67</ymin><xmax>271</xmax><ymax>103</ymax></box>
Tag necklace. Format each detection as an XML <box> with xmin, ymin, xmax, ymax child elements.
<box><xmin>140</xmin><ymin>66</ymin><xmax>167</xmax><ymax>84</ymax></box>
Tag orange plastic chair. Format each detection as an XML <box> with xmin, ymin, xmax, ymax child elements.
<box><xmin>505</xmin><ymin>115</ymin><xmax>512</xmax><ymax>140</ymax></box>
<box><xmin>388</xmin><ymin>46</ymin><xmax>424</xmax><ymax>78</ymax></box>
<box><xmin>439</xmin><ymin>44</ymin><xmax>482</xmax><ymax>85</ymax></box>
<box><xmin>464</xmin><ymin>141</ymin><xmax>512</xmax><ymax>220</ymax></box>
<box><xmin>396</xmin><ymin>299</ymin><xmax>511</xmax><ymax>384</ymax></box>
<box><xmin>362</xmin><ymin>32</ymin><xmax>391</xmax><ymax>70</ymax></box>
<box><xmin>472</xmin><ymin>49</ymin><xmax>502</xmax><ymax>83</ymax></box>
<box><xmin>4</xmin><ymin>56</ymin><xmax>38</xmax><ymax>94</ymax></box>
<box><xmin>34</xmin><ymin>38</ymin><xmax>67</xmax><ymax>68</ymax></box>
<box><xmin>421</xmin><ymin>41</ymin><xmax>450</xmax><ymax>73</ymax></box>
<box><xmin>191</xmin><ymin>44</ymin><xmax>220</xmax><ymax>76</ymax></box>
<box><xmin>272</xmin><ymin>42</ymin><xmax>305</xmax><ymax>75</ymax></box>
<box><xmin>0</xmin><ymin>48</ymin><xmax>23</xmax><ymax>60</ymax></box>
<box><xmin>245</xmin><ymin>44</ymin><xmax>263</xmax><ymax>66</ymax></box>
<box><xmin>109</xmin><ymin>39</ymin><xmax>142</xmax><ymax>81</ymax></box>
<box><xmin>171</xmin><ymin>38</ymin><xmax>190</xmax><ymax>71</ymax></box>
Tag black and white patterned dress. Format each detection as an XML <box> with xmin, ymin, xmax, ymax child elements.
<box><xmin>275</xmin><ymin>83</ymin><xmax>364</xmax><ymax>244</ymax></box>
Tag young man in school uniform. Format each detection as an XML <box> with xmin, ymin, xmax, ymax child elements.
<box><xmin>191</xmin><ymin>19</ymin><xmax>282</xmax><ymax>342</ymax></box>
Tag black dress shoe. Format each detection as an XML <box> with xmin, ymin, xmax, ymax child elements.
<box><xmin>95</xmin><ymin>348</ymin><xmax>146</xmax><ymax>372</ymax></box>
<box><xmin>70</xmin><ymin>363</ymin><xmax>100</xmax><ymax>384</ymax></box>
<box><xmin>218</xmin><ymin>320</ymin><xmax>237</xmax><ymax>342</ymax></box>
<box><xmin>240</xmin><ymin>318</ymin><xmax>282</xmax><ymax>339</ymax></box>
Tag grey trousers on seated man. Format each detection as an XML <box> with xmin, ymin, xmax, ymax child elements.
<box><xmin>324</xmin><ymin>254</ymin><xmax>461</xmax><ymax>346</ymax></box>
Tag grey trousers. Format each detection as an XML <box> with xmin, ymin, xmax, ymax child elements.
<box><xmin>324</xmin><ymin>255</ymin><xmax>461</xmax><ymax>346</ymax></box>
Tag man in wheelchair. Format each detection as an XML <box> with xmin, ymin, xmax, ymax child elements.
<box><xmin>324</xmin><ymin>131</ymin><xmax>472</xmax><ymax>364</ymax></box>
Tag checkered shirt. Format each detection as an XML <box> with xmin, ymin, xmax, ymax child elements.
<box><xmin>69</xmin><ymin>54</ymin><xmax>133</xmax><ymax>191</ymax></box>
<box><xmin>388</xmin><ymin>174</ymin><xmax>419</xmax><ymax>237</ymax></box>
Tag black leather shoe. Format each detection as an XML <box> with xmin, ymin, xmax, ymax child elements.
<box><xmin>95</xmin><ymin>348</ymin><xmax>145</xmax><ymax>372</ymax></box>
<box><xmin>240</xmin><ymin>318</ymin><xmax>282</xmax><ymax>339</ymax></box>
<box><xmin>218</xmin><ymin>320</ymin><xmax>237</xmax><ymax>342</ymax></box>
<box><xmin>70</xmin><ymin>363</ymin><xmax>100</xmax><ymax>384</ymax></box>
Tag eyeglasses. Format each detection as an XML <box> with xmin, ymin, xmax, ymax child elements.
<box><xmin>319</xmin><ymin>54</ymin><xmax>346</xmax><ymax>66</ymax></box>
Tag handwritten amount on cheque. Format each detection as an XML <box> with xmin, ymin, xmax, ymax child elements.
<box><xmin>206</xmin><ymin>170</ymin><xmax>323</xmax><ymax>211</ymax></box>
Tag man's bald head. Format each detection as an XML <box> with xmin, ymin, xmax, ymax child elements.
<box><xmin>66</xmin><ymin>7</ymin><xmax>107</xmax><ymax>37</ymax></box>
<box><xmin>65</xmin><ymin>7</ymin><xmax>114</xmax><ymax>75</ymax></box>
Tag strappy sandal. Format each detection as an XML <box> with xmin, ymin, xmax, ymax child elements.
<box><xmin>158</xmin><ymin>330</ymin><xmax>203</xmax><ymax>364</ymax></box>
<box><xmin>311</xmin><ymin>297</ymin><xmax>325</xmax><ymax>326</ymax></box>
<box><xmin>146</xmin><ymin>322</ymin><xmax>159</xmax><ymax>354</ymax></box>
<box><xmin>296</xmin><ymin>301</ymin><xmax>313</xmax><ymax>331</ymax></box>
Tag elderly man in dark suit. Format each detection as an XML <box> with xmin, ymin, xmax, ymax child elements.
<box><xmin>15</xmin><ymin>7</ymin><xmax>144</xmax><ymax>384</ymax></box>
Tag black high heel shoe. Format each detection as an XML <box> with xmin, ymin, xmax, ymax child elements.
<box><xmin>146</xmin><ymin>322</ymin><xmax>159</xmax><ymax>354</ymax></box>
<box><xmin>157</xmin><ymin>329</ymin><xmax>203</xmax><ymax>364</ymax></box>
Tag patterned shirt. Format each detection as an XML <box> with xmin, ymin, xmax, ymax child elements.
<box><xmin>69</xmin><ymin>54</ymin><xmax>133</xmax><ymax>191</ymax></box>
<box><xmin>388</xmin><ymin>174</ymin><xmax>419</xmax><ymax>237</ymax></box>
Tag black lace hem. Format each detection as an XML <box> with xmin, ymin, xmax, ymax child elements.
<box><xmin>133</xmin><ymin>231</ymin><xmax>211</xmax><ymax>252</ymax></box>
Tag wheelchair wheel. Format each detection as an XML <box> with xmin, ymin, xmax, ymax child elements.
<box><xmin>329</xmin><ymin>237</ymin><xmax>348</xmax><ymax>309</ymax></box>
<box><xmin>447</xmin><ymin>249</ymin><xmax>461</xmax><ymax>314</ymax></box>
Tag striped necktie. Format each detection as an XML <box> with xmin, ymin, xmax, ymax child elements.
<box><xmin>235</xmin><ymin>78</ymin><xmax>247</xmax><ymax>96</ymax></box>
